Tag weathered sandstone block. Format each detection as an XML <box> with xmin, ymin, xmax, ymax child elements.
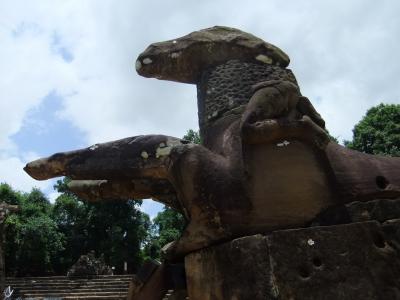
<box><xmin>186</xmin><ymin>222</ymin><xmax>400</xmax><ymax>300</ymax></box>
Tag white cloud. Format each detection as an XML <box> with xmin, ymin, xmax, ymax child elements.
<box><xmin>47</xmin><ymin>191</ymin><xmax>61</xmax><ymax>204</ymax></box>
<box><xmin>0</xmin><ymin>0</ymin><xmax>399</xmax><ymax>206</ymax></box>
<box><xmin>0</xmin><ymin>20</ymin><xmax>76</xmax><ymax>149</ymax></box>
<box><xmin>3</xmin><ymin>0</ymin><xmax>400</xmax><ymax>144</ymax></box>
<box><xmin>0</xmin><ymin>153</ymin><xmax>52</xmax><ymax>192</ymax></box>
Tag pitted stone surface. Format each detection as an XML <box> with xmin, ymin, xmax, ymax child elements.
<box><xmin>197</xmin><ymin>60</ymin><xmax>297</xmax><ymax>130</ymax></box>
<box><xmin>312</xmin><ymin>198</ymin><xmax>400</xmax><ymax>226</ymax></box>
<box><xmin>136</xmin><ymin>26</ymin><xmax>290</xmax><ymax>83</ymax></box>
<box><xmin>186</xmin><ymin>222</ymin><xmax>400</xmax><ymax>300</ymax></box>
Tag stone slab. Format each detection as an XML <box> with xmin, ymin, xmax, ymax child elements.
<box><xmin>185</xmin><ymin>221</ymin><xmax>400</xmax><ymax>300</ymax></box>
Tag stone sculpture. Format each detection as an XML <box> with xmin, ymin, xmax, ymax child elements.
<box><xmin>23</xmin><ymin>26</ymin><xmax>400</xmax><ymax>299</ymax></box>
<box><xmin>67</xmin><ymin>251</ymin><xmax>113</xmax><ymax>278</ymax></box>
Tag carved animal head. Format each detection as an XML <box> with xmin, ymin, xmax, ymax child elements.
<box><xmin>135</xmin><ymin>26</ymin><xmax>290</xmax><ymax>84</ymax></box>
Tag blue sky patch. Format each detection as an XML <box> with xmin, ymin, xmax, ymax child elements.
<box><xmin>51</xmin><ymin>32</ymin><xmax>74</xmax><ymax>62</ymax></box>
<box><xmin>11</xmin><ymin>91</ymin><xmax>86</xmax><ymax>157</ymax></box>
<box><xmin>11</xmin><ymin>22</ymin><xmax>42</xmax><ymax>38</ymax></box>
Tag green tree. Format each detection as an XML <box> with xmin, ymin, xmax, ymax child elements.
<box><xmin>142</xmin><ymin>207</ymin><xmax>186</xmax><ymax>260</ymax></box>
<box><xmin>153</xmin><ymin>207</ymin><xmax>186</xmax><ymax>247</ymax></box>
<box><xmin>345</xmin><ymin>103</ymin><xmax>400</xmax><ymax>156</ymax></box>
<box><xmin>83</xmin><ymin>200</ymin><xmax>150</xmax><ymax>274</ymax></box>
<box><xmin>51</xmin><ymin>192</ymin><xmax>89</xmax><ymax>274</ymax></box>
<box><xmin>52</xmin><ymin>178</ymin><xmax>151</xmax><ymax>274</ymax></box>
<box><xmin>183</xmin><ymin>129</ymin><xmax>201</xmax><ymax>144</ymax></box>
<box><xmin>2</xmin><ymin>184</ymin><xmax>64</xmax><ymax>276</ymax></box>
<box><xmin>0</xmin><ymin>183</ymin><xmax>23</xmax><ymax>205</ymax></box>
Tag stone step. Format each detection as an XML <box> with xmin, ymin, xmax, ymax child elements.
<box><xmin>8</xmin><ymin>284</ymin><xmax>129</xmax><ymax>291</ymax></box>
<box><xmin>7</xmin><ymin>275</ymin><xmax>133</xmax><ymax>280</ymax></box>
<box><xmin>9</xmin><ymin>282</ymin><xmax>130</xmax><ymax>287</ymax></box>
<box><xmin>14</xmin><ymin>291</ymin><xmax>127</xmax><ymax>297</ymax></box>
<box><xmin>7</xmin><ymin>280</ymin><xmax>131</xmax><ymax>286</ymax></box>
<box><xmin>8</xmin><ymin>279</ymin><xmax>131</xmax><ymax>283</ymax></box>
<box><xmin>14</xmin><ymin>295</ymin><xmax>127</xmax><ymax>300</ymax></box>
<box><xmin>7</xmin><ymin>282</ymin><xmax>129</xmax><ymax>288</ymax></box>
<box><xmin>13</xmin><ymin>287</ymin><xmax>127</xmax><ymax>294</ymax></box>
<box><xmin>7</xmin><ymin>277</ymin><xmax>132</xmax><ymax>283</ymax></box>
<box><xmin>15</xmin><ymin>295</ymin><xmax>127</xmax><ymax>300</ymax></box>
<box><xmin>6</xmin><ymin>275</ymin><xmax>132</xmax><ymax>299</ymax></box>
<box><xmin>13</xmin><ymin>297</ymin><xmax>127</xmax><ymax>300</ymax></box>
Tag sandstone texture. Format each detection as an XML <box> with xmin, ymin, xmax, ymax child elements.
<box><xmin>136</xmin><ymin>26</ymin><xmax>290</xmax><ymax>83</ymax></box>
<box><xmin>186</xmin><ymin>221</ymin><xmax>400</xmax><ymax>300</ymax></box>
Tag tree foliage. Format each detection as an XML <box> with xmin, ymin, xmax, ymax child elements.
<box><xmin>183</xmin><ymin>129</ymin><xmax>201</xmax><ymax>144</ymax></box>
<box><xmin>142</xmin><ymin>206</ymin><xmax>186</xmax><ymax>260</ymax></box>
<box><xmin>2</xmin><ymin>184</ymin><xmax>64</xmax><ymax>276</ymax></box>
<box><xmin>153</xmin><ymin>207</ymin><xmax>186</xmax><ymax>247</ymax></box>
<box><xmin>1</xmin><ymin>180</ymin><xmax>151</xmax><ymax>276</ymax></box>
<box><xmin>51</xmin><ymin>178</ymin><xmax>151</xmax><ymax>274</ymax></box>
<box><xmin>345</xmin><ymin>103</ymin><xmax>400</xmax><ymax>156</ymax></box>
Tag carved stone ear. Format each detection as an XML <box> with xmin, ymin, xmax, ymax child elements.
<box><xmin>297</xmin><ymin>96</ymin><xmax>326</xmax><ymax>129</ymax></box>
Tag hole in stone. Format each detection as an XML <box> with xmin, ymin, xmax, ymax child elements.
<box><xmin>313</xmin><ymin>257</ymin><xmax>322</xmax><ymax>267</ymax></box>
<box><xmin>298</xmin><ymin>265</ymin><xmax>311</xmax><ymax>279</ymax></box>
<box><xmin>376</xmin><ymin>176</ymin><xmax>389</xmax><ymax>190</ymax></box>
<box><xmin>373</xmin><ymin>233</ymin><xmax>386</xmax><ymax>248</ymax></box>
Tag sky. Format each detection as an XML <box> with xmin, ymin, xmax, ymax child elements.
<box><xmin>1</xmin><ymin>0</ymin><xmax>399</xmax><ymax>218</ymax></box>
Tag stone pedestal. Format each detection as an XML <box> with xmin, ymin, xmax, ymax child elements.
<box><xmin>185</xmin><ymin>221</ymin><xmax>400</xmax><ymax>300</ymax></box>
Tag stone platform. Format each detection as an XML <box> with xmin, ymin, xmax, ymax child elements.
<box><xmin>185</xmin><ymin>220</ymin><xmax>400</xmax><ymax>300</ymax></box>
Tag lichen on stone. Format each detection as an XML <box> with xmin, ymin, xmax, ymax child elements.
<box><xmin>256</xmin><ymin>54</ymin><xmax>273</xmax><ymax>64</ymax></box>
<box><xmin>141</xmin><ymin>151</ymin><xmax>149</xmax><ymax>159</ymax></box>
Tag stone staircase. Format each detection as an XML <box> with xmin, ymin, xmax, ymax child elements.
<box><xmin>5</xmin><ymin>274</ymin><xmax>132</xmax><ymax>299</ymax></box>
